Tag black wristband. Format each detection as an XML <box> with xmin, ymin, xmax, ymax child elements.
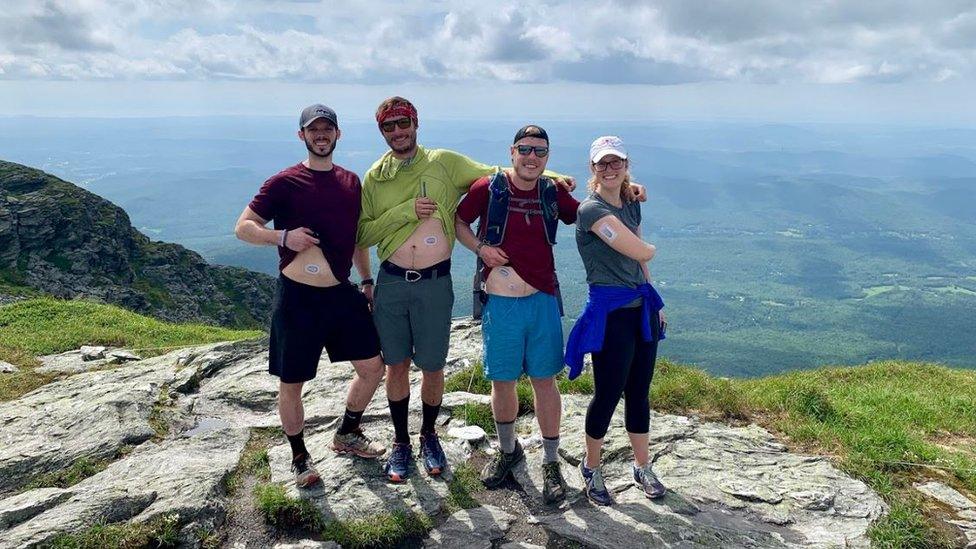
<box><xmin>360</xmin><ymin>278</ymin><xmax>374</xmax><ymax>286</ymax></box>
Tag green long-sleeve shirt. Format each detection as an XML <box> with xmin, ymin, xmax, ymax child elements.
<box><xmin>358</xmin><ymin>145</ymin><xmax>568</xmax><ymax>261</ymax></box>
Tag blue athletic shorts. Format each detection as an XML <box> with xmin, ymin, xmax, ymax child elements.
<box><xmin>482</xmin><ymin>292</ymin><xmax>565</xmax><ymax>381</ymax></box>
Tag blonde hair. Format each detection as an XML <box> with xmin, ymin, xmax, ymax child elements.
<box><xmin>587</xmin><ymin>159</ymin><xmax>633</xmax><ymax>199</ymax></box>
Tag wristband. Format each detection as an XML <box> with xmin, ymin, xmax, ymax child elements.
<box><xmin>360</xmin><ymin>278</ymin><xmax>374</xmax><ymax>287</ymax></box>
<box><xmin>279</xmin><ymin>229</ymin><xmax>288</xmax><ymax>247</ymax></box>
<box><xmin>476</xmin><ymin>241</ymin><xmax>487</xmax><ymax>253</ymax></box>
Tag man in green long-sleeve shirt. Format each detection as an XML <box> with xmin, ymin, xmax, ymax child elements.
<box><xmin>358</xmin><ymin>96</ymin><xmax>575</xmax><ymax>482</ymax></box>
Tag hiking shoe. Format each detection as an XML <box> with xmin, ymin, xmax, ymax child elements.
<box><xmin>581</xmin><ymin>463</ymin><xmax>613</xmax><ymax>506</ymax></box>
<box><xmin>385</xmin><ymin>442</ymin><xmax>412</xmax><ymax>482</ymax></box>
<box><xmin>331</xmin><ymin>428</ymin><xmax>386</xmax><ymax>459</ymax></box>
<box><xmin>419</xmin><ymin>432</ymin><xmax>448</xmax><ymax>476</ymax></box>
<box><xmin>633</xmin><ymin>462</ymin><xmax>666</xmax><ymax>499</ymax></box>
<box><xmin>480</xmin><ymin>441</ymin><xmax>525</xmax><ymax>488</ymax></box>
<box><xmin>541</xmin><ymin>461</ymin><xmax>566</xmax><ymax>504</ymax></box>
<box><xmin>291</xmin><ymin>453</ymin><xmax>321</xmax><ymax>488</ymax></box>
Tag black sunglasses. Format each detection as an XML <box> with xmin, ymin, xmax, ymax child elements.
<box><xmin>594</xmin><ymin>159</ymin><xmax>625</xmax><ymax>171</ymax></box>
<box><xmin>380</xmin><ymin>118</ymin><xmax>412</xmax><ymax>132</ymax></box>
<box><xmin>516</xmin><ymin>145</ymin><xmax>549</xmax><ymax>157</ymax></box>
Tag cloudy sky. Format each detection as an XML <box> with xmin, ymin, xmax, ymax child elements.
<box><xmin>1</xmin><ymin>0</ymin><xmax>975</xmax><ymax>123</ymax></box>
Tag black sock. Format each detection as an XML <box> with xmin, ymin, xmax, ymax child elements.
<box><xmin>286</xmin><ymin>430</ymin><xmax>308</xmax><ymax>460</ymax></box>
<box><xmin>421</xmin><ymin>401</ymin><xmax>441</xmax><ymax>435</ymax></box>
<box><xmin>389</xmin><ymin>397</ymin><xmax>410</xmax><ymax>444</ymax></box>
<box><xmin>338</xmin><ymin>408</ymin><xmax>364</xmax><ymax>435</ymax></box>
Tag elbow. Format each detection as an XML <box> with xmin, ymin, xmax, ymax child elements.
<box><xmin>640</xmin><ymin>244</ymin><xmax>656</xmax><ymax>262</ymax></box>
<box><xmin>233</xmin><ymin>222</ymin><xmax>246</xmax><ymax>241</ymax></box>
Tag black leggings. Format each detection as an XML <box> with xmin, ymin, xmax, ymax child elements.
<box><xmin>584</xmin><ymin>305</ymin><xmax>659</xmax><ymax>439</ymax></box>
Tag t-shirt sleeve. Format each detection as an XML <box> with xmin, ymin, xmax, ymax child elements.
<box><xmin>576</xmin><ymin>199</ymin><xmax>614</xmax><ymax>232</ymax></box>
<box><xmin>556</xmin><ymin>185</ymin><xmax>580</xmax><ymax>224</ymax></box>
<box><xmin>247</xmin><ymin>175</ymin><xmax>280</xmax><ymax>221</ymax></box>
<box><xmin>456</xmin><ymin>177</ymin><xmax>490</xmax><ymax>224</ymax></box>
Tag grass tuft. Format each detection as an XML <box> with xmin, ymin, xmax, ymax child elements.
<box><xmin>322</xmin><ymin>510</ymin><xmax>433</xmax><ymax>549</ymax></box>
<box><xmin>254</xmin><ymin>483</ymin><xmax>324</xmax><ymax>530</ymax></box>
<box><xmin>47</xmin><ymin>513</ymin><xmax>181</xmax><ymax>549</ymax></box>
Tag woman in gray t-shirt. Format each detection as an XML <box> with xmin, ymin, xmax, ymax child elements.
<box><xmin>574</xmin><ymin>135</ymin><xmax>666</xmax><ymax>506</ymax></box>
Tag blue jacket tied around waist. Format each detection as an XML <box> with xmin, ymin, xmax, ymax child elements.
<box><xmin>564</xmin><ymin>283</ymin><xmax>665</xmax><ymax>380</ymax></box>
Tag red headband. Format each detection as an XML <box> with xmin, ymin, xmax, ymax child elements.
<box><xmin>376</xmin><ymin>104</ymin><xmax>418</xmax><ymax>126</ymax></box>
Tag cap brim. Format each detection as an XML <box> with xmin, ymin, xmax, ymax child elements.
<box><xmin>591</xmin><ymin>149</ymin><xmax>628</xmax><ymax>163</ymax></box>
<box><xmin>302</xmin><ymin>116</ymin><xmax>337</xmax><ymax>128</ymax></box>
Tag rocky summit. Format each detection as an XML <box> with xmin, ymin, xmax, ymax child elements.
<box><xmin>0</xmin><ymin>320</ymin><xmax>903</xmax><ymax>548</ymax></box>
<box><xmin>0</xmin><ymin>160</ymin><xmax>273</xmax><ymax>328</ymax></box>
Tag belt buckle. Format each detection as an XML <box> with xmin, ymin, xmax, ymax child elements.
<box><xmin>404</xmin><ymin>269</ymin><xmax>422</xmax><ymax>283</ymax></box>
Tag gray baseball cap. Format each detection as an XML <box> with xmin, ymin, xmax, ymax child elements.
<box><xmin>299</xmin><ymin>104</ymin><xmax>338</xmax><ymax>129</ymax></box>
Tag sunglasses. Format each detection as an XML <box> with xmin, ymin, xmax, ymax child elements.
<box><xmin>515</xmin><ymin>145</ymin><xmax>549</xmax><ymax>157</ymax></box>
<box><xmin>380</xmin><ymin>118</ymin><xmax>412</xmax><ymax>132</ymax></box>
<box><xmin>594</xmin><ymin>159</ymin><xmax>625</xmax><ymax>171</ymax></box>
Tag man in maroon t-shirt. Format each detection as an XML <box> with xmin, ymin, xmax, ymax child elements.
<box><xmin>234</xmin><ymin>104</ymin><xmax>386</xmax><ymax>488</ymax></box>
<box><xmin>455</xmin><ymin>125</ymin><xmax>579</xmax><ymax>504</ymax></box>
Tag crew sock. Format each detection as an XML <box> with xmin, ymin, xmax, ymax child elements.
<box><xmin>495</xmin><ymin>420</ymin><xmax>517</xmax><ymax>454</ymax></box>
<box><xmin>337</xmin><ymin>408</ymin><xmax>364</xmax><ymax>435</ymax></box>
<box><xmin>389</xmin><ymin>396</ymin><xmax>410</xmax><ymax>444</ymax></box>
<box><xmin>286</xmin><ymin>430</ymin><xmax>308</xmax><ymax>460</ymax></box>
<box><xmin>421</xmin><ymin>401</ymin><xmax>441</xmax><ymax>435</ymax></box>
<box><xmin>542</xmin><ymin>436</ymin><xmax>560</xmax><ymax>464</ymax></box>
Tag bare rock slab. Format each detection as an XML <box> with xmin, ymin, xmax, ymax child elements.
<box><xmin>0</xmin><ymin>428</ymin><xmax>248</xmax><ymax>549</ymax></box>
<box><xmin>0</xmin><ymin>350</ymin><xmax>186</xmax><ymax>494</ymax></box>
<box><xmin>267</xmin><ymin>420</ymin><xmax>469</xmax><ymax>522</ymax></box>
<box><xmin>423</xmin><ymin>504</ymin><xmax>514</xmax><ymax>548</ymax></box>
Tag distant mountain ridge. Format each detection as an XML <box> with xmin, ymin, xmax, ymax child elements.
<box><xmin>0</xmin><ymin>159</ymin><xmax>273</xmax><ymax>328</ymax></box>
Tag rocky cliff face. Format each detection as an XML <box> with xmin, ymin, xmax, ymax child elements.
<box><xmin>0</xmin><ymin>160</ymin><xmax>273</xmax><ymax>328</ymax></box>
<box><xmin>0</xmin><ymin>320</ymin><xmax>902</xmax><ymax>549</ymax></box>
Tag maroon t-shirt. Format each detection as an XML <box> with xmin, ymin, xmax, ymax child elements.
<box><xmin>457</xmin><ymin>174</ymin><xmax>579</xmax><ymax>295</ymax></box>
<box><xmin>248</xmin><ymin>162</ymin><xmax>361</xmax><ymax>281</ymax></box>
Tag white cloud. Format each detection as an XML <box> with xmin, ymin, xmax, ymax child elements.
<box><xmin>0</xmin><ymin>0</ymin><xmax>973</xmax><ymax>85</ymax></box>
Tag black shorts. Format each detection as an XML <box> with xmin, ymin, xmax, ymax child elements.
<box><xmin>269</xmin><ymin>276</ymin><xmax>381</xmax><ymax>383</ymax></box>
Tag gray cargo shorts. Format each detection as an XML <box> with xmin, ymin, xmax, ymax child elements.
<box><xmin>373</xmin><ymin>267</ymin><xmax>454</xmax><ymax>372</ymax></box>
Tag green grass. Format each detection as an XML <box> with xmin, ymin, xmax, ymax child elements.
<box><xmin>445</xmin><ymin>462</ymin><xmax>482</xmax><ymax>511</ymax></box>
<box><xmin>0</xmin><ymin>297</ymin><xmax>261</xmax><ymax>356</ymax></box>
<box><xmin>47</xmin><ymin>513</ymin><xmax>180</xmax><ymax>549</ymax></box>
<box><xmin>0</xmin><ymin>297</ymin><xmax>262</xmax><ymax>402</ymax></box>
<box><xmin>254</xmin><ymin>483</ymin><xmax>324</xmax><ymax>530</ymax></box>
<box><xmin>21</xmin><ymin>451</ymin><xmax>131</xmax><ymax>491</ymax></box>
<box><xmin>444</xmin><ymin>359</ymin><xmax>976</xmax><ymax>546</ymax></box>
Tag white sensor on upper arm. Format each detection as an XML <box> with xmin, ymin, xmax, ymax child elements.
<box><xmin>599</xmin><ymin>222</ymin><xmax>618</xmax><ymax>241</ymax></box>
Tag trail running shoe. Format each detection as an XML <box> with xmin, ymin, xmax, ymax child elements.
<box><xmin>581</xmin><ymin>463</ymin><xmax>613</xmax><ymax>506</ymax></box>
<box><xmin>385</xmin><ymin>442</ymin><xmax>412</xmax><ymax>482</ymax></box>
<box><xmin>419</xmin><ymin>432</ymin><xmax>448</xmax><ymax>476</ymax></box>
<box><xmin>291</xmin><ymin>453</ymin><xmax>321</xmax><ymax>488</ymax></box>
<box><xmin>331</xmin><ymin>428</ymin><xmax>386</xmax><ymax>459</ymax></box>
<box><xmin>542</xmin><ymin>461</ymin><xmax>566</xmax><ymax>504</ymax></box>
<box><xmin>633</xmin><ymin>462</ymin><xmax>666</xmax><ymax>499</ymax></box>
<box><xmin>480</xmin><ymin>441</ymin><xmax>525</xmax><ymax>488</ymax></box>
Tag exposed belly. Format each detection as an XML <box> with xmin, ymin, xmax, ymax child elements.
<box><xmin>281</xmin><ymin>246</ymin><xmax>340</xmax><ymax>287</ymax></box>
<box><xmin>485</xmin><ymin>265</ymin><xmax>539</xmax><ymax>297</ymax></box>
<box><xmin>388</xmin><ymin>217</ymin><xmax>452</xmax><ymax>269</ymax></box>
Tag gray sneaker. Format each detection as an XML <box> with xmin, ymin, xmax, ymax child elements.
<box><xmin>331</xmin><ymin>428</ymin><xmax>386</xmax><ymax>459</ymax></box>
<box><xmin>480</xmin><ymin>441</ymin><xmax>525</xmax><ymax>488</ymax></box>
<box><xmin>542</xmin><ymin>461</ymin><xmax>566</xmax><ymax>504</ymax></box>
<box><xmin>633</xmin><ymin>462</ymin><xmax>666</xmax><ymax>499</ymax></box>
<box><xmin>291</xmin><ymin>453</ymin><xmax>321</xmax><ymax>488</ymax></box>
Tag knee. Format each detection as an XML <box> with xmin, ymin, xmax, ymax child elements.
<box><xmin>491</xmin><ymin>380</ymin><xmax>517</xmax><ymax>398</ymax></box>
<box><xmin>386</xmin><ymin>360</ymin><xmax>410</xmax><ymax>380</ymax></box>
<box><xmin>279</xmin><ymin>381</ymin><xmax>304</xmax><ymax>401</ymax></box>
<box><xmin>360</xmin><ymin>361</ymin><xmax>385</xmax><ymax>385</ymax></box>
<box><xmin>530</xmin><ymin>376</ymin><xmax>558</xmax><ymax>396</ymax></box>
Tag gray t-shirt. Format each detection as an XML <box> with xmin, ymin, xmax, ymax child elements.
<box><xmin>576</xmin><ymin>193</ymin><xmax>647</xmax><ymax>299</ymax></box>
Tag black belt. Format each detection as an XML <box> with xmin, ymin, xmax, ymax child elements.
<box><xmin>381</xmin><ymin>259</ymin><xmax>451</xmax><ymax>282</ymax></box>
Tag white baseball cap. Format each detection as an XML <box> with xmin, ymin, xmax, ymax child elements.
<box><xmin>590</xmin><ymin>135</ymin><xmax>628</xmax><ymax>163</ymax></box>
